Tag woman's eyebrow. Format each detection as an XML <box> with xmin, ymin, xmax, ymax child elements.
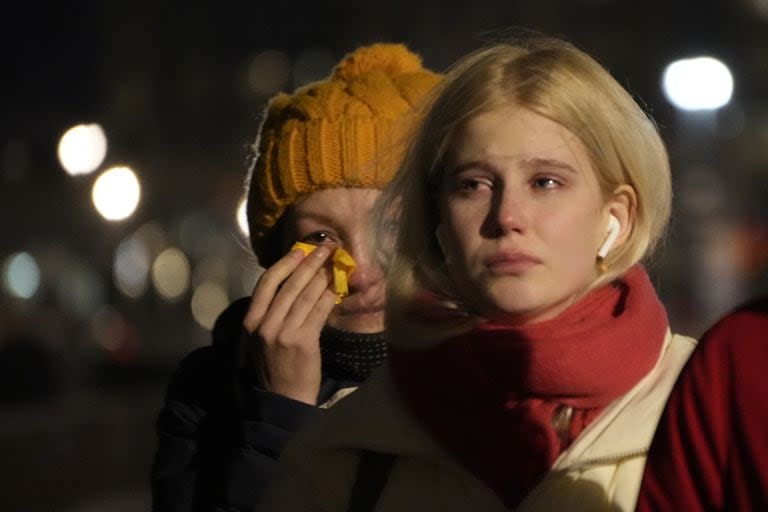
<box><xmin>294</xmin><ymin>211</ymin><xmax>338</xmax><ymax>226</ymax></box>
<box><xmin>444</xmin><ymin>160</ymin><xmax>498</xmax><ymax>177</ymax></box>
<box><xmin>521</xmin><ymin>157</ymin><xmax>578</xmax><ymax>174</ymax></box>
<box><xmin>447</xmin><ymin>155</ymin><xmax>580</xmax><ymax>177</ymax></box>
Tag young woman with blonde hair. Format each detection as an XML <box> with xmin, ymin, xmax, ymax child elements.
<box><xmin>259</xmin><ymin>35</ymin><xmax>696</xmax><ymax>512</ymax></box>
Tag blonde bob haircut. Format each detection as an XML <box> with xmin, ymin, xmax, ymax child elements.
<box><xmin>373</xmin><ymin>37</ymin><xmax>672</xmax><ymax>323</ymax></box>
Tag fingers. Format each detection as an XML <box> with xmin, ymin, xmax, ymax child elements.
<box><xmin>243</xmin><ymin>248</ymin><xmax>304</xmax><ymax>332</ymax></box>
<box><xmin>262</xmin><ymin>246</ymin><xmax>333</xmax><ymax>336</ymax></box>
<box><xmin>257</xmin><ymin>274</ymin><xmax>334</xmax><ymax>405</ymax></box>
<box><xmin>240</xmin><ymin>246</ymin><xmax>337</xmax><ymax>405</ymax></box>
<box><xmin>262</xmin><ymin>265</ymin><xmax>332</xmax><ymax>337</ymax></box>
<box><xmin>243</xmin><ymin>246</ymin><xmax>332</xmax><ymax>333</ymax></box>
<box><xmin>301</xmin><ymin>288</ymin><xmax>338</xmax><ymax>334</ymax></box>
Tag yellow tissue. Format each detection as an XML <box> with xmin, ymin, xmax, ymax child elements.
<box><xmin>291</xmin><ymin>241</ymin><xmax>319</xmax><ymax>257</ymax></box>
<box><xmin>291</xmin><ymin>242</ymin><xmax>357</xmax><ymax>303</ymax></box>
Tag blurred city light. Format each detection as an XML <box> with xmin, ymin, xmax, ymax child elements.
<box><xmin>92</xmin><ymin>166</ymin><xmax>141</xmax><ymax>221</ymax></box>
<box><xmin>237</xmin><ymin>196</ymin><xmax>249</xmax><ymax>237</ymax></box>
<box><xmin>192</xmin><ymin>255</ymin><xmax>229</xmax><ymax>288</ymax></box>
<box><xmin>2</xmin><ymin>252</ymin><xmax>41</xmax><ymax>299</ymax></box>
<box><xmin>247</xmin><ymin>50</ymin><xmax>291</xmax><ymax>96</ymax></box>
<box><xmin>57</xmin><ymin>123</ymin><xmax>108</xmax><ymax>176</ymax></box>
<box><xmin>152</xmin><ymin>247</ymin><xmax>191</xmax><ymax>302</ymax></box>
<box><xmin>113</xmin><ymin>235</ymin><xmax>151</xmax><ymax>299</ymax></box>
<box><xmin>190</xmin><ymin>281</ymin><xmax>229</xmax><ymax>330</ymax></box>
<box><xmin>662</xmin><ymin>56</ymin><xmax>734</xmax><ymax>111</ymax></box>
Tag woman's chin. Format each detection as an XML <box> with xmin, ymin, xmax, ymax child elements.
<box><xmin>480</xmin><ymin>295</ymin><xmax>573</xmax><ymax>325</ymax></box>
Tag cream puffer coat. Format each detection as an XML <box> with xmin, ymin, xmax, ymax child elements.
<box><xmin>259</xmin><ymin>330</ymin><xmax>696</xmax><ymax>512</ymax></box>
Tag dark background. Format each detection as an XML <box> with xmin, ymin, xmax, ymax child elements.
<box><xmin>1</xmin><ymin>1</ymin><xmax>767</xmax><ymax>510</ymax></box>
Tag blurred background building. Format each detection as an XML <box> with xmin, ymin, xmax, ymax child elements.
<box><xmin>1</xmin><ymin>0</ymin><xmax>767</xmax><ymax>510</ymax></box>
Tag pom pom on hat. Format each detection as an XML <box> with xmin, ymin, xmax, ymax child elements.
<box><xmin>246</xmin><ymin>43</ymin><xmax>441</xmax><ymax>267</ymax></box>
<box><xmin>332</xmin><ymin>43</ymin><xmax>426</xmax><ymax>82</ymax></box>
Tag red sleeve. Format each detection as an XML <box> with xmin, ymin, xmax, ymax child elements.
<box><xmin>637</xmin><ymin>298</ymin><xmax>768</xmax><ymax>511</ymax></box>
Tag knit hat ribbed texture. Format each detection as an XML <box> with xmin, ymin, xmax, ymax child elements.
<box><xmin>246</xmin><ymin>43</ymin><xmax>441</xmax><ymax>266</ymax></box>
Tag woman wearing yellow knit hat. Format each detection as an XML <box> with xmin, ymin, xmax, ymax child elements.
<box><xmin>150</xmin><ymin>43</ymin><xmax>441</xmax><ymax>511</ymax></box>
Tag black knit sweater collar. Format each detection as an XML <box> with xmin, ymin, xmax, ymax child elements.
<box><xmin>320</xmin><ymin>325</ymin><xmax>387</xmax><ymax>382</ymax></box>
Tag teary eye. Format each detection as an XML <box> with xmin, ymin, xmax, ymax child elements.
<box><xmin>532</xmin><ymin>176</ymin><xmax>561</xmax><ymax>189</ymax></box>
<box><xmin>460</xmin><ymin>178</ymin><xmax>481</xmax><ymax>190</ymax></box>
<box><xmin>302</xmin><ymin>231</ymin><xmax>333</xmax><ymax>244</ymax></box>
<box><xmin>457</xmin><ymin>177</ymin><xmax>492</xmax><ymax>192</ymax></box>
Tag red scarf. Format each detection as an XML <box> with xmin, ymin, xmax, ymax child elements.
<box><xmin>388</xmin><ymin>265</ymin><xmax>668</xmax><ymax>509</ymax></box>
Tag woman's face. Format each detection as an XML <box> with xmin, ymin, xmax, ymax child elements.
<box><xmin>438</xmin><ymin>104</ymin><xmax>618</xmax><ymax>324</ymax></box>
<box><xmin>284</xmin><ymin>187</ymin><xmax>385</xmax><ymax>333</ymax></box>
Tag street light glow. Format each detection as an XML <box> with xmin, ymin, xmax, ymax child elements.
<box><xmin>662</xmin><ymin>56</ymin><xmax>734</xmax><ymax>111</ymax></box>
<box><xmin>113</xmin><ymin>235</ymin><xmax>151</xmax><ymax>298</ymax></box>
<box><xmin>152</xmin><ymin>248</ymin><xmax>191</xmax><ymax>302</ymax></box>
<box><xmin>3</xmin><ymin>252</ymin><xmax>41</xmax><ymax>299</ymax></box>
<box><xmin>190</xmin><ymin>281</ymin><xmax>229</xmax><ymax>330</ymax></box>
<box><xmin>92</xmin><ymin>166</ymin><xmax>141</xmax><ymax>221</ymax></box>
<box><xmin>237</xmin><ymin>196</ymin><xmax>249</xmax><ymax>237</ymax></box>
<box><xmin>57</xmin><ymin>123</ymin><xmax>108</xmax><ymax>176</ymax></box>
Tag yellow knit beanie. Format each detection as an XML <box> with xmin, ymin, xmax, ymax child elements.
<box><xmin>246</xmin><ymin>43</ymin><xmax>441</xmax><ymax>266</ymax></box>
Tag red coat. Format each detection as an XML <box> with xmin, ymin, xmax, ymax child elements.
<box><xmin>637</xmin><ymin>297</ymin><xmax>768</xmax><ymax>511</ymax></box>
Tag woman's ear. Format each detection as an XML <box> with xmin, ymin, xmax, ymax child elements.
<box><xmin>598</xmin><ymin>215</ymin><xmax>621</xmax><ymax>259</ymax></box>
<box><xmin>604</xmin><ymin>185</ymin><xmax>637</xmax><ymax>251</ymax></box>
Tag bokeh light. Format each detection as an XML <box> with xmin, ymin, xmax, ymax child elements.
<box><xmin>3</xmin><ymin>252</ymin><xmax>41</xmax><ymax>299</ymax></box>
<box><xmin>57</xmin><ymin>123</ymin><xmax>108</xmax><ymax>176</ymax></box>
<box><xmin>662</xmin><ymin>56</ymin><xmax>734</xmax><ymax>111</ymax></box>
<box><xmin>152</xmin><ymin>248</ymin><xmax>191</xmax><ymax>302</ymax></box>
<box><xmin>190</xmin><ymin>281</ymin><xmax>229</xmax><ymax>330</ymax></box>
<box><xmin>192</xmin><ymin>255</ymin><xmax>229</xmax><ymax>288</ymax></box>
<box><xmin>247</xmin><ymin>50</ymin><xmax>291</xmax><ymax>96</ymax></box>
<box><xmin>92</xmin><ymin>166</ymin><xmax>141</xmax><ymax>221</ymax></box>
<box><xmin>237</xmin><ymin>196</ymin><xmax>249</xmax><ymax>237</ymax></box>
<box><xmin>114</xmin><ymin>235</ymin><xmax>151</xmax><ymax>299</ymax></box>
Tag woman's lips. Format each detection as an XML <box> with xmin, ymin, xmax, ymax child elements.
<box><xmin>484</xmin><ymin>252</ymin><xmax>542</xmax><ymax>274</ymax></box>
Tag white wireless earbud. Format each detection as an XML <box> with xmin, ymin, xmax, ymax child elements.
<box><xmin>597</xmin><ymin>214</ymin><xmax>621</xmax><ymax>259</ymax></box>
